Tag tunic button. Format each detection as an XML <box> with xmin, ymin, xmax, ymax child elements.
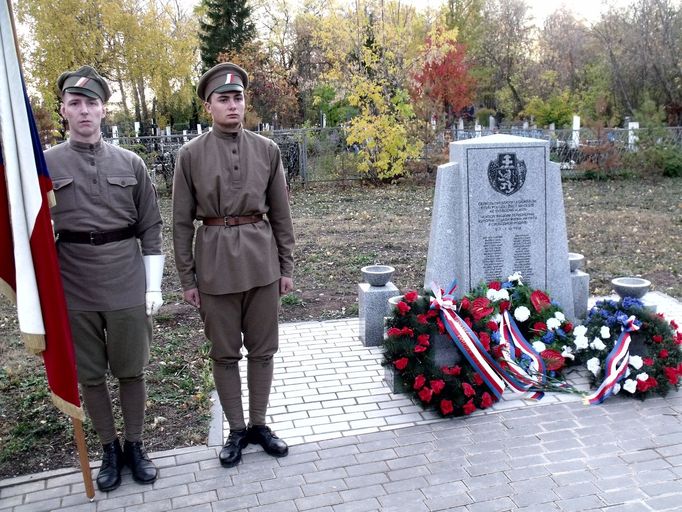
<box><xmin>234</xmin><ymin>166</ymin><xmax>238</xmax><ymax>170</ymax></box>
<box><xmin>232</xmin><ymin>150</ymin><xmax>237</xmax><ymax>154</ymax></box>
<box><xmin>92</xmin><ymin>179</ymin><xmax>97</xmax><ymax>184</ymax></box>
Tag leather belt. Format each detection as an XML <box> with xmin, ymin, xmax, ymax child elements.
<box><xmin>57</xmin><ymin>226</ymin><xmax>136</xmax><ymax>245</ymax></box>
<box><xmin>202</xmin><ymin>214</ymin><xmax>264</xmax><ymax>227</ymax></box>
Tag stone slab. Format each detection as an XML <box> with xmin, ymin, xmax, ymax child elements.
<box><xmin>424</xmin><ymin>134</ymin><xmax>574</xmax><ymax>318</ymax></box>
<box><xmin>571</xmin><ymin>270</ymin><xmax>590</xmax><ymax>321</ymax></box>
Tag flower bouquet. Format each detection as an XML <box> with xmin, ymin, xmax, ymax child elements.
<box><xmin>569</xmin><ymin>297</ymin><xmax>682</xmax><ymax>400</ymax></box>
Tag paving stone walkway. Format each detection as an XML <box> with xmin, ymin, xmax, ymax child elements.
<box><xmin>1</xmin><ymin>293</ymin><xmax>681</xmax><ymax>512</ymax></box>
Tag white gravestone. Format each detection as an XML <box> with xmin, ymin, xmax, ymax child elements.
<box><xmin>424</xmin><ymin>134</ymin><xmax>575</xmax><ymax>318</ymax></box>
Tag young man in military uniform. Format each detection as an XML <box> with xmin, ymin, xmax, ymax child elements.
<box><xmin>45</xmin><ymin>66</ymin><xmax>164</xmax><ymax>492</ymax></box>
<box><xmin>172</xmin><ymin>62</ymin><xmax>295</xmax><ymax>467</ymax></box>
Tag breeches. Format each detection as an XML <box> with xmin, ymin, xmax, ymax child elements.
<box><xmin>69</xmin><ymin>305</ymin><xmax>151</xmax><ymax>385</ymax></box>
<box><xmin>199</xmin><ymin>280</ymin><xmax>280</xmax><ymax>363</ymax></box>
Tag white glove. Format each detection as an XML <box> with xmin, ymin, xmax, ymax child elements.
<box><xmin>144</xmin><ymin>254</ymin><xmax>165</xmax><ymax>316</ymax></box>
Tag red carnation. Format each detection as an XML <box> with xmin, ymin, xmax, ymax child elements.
<box><xmin>440</xmin><ymin>399</ymin><xmax>454</xmax><ymax>415</ymax></box>
<box><xmin>479</xmin><ymin>331</ymin><xmax>491</xmax><ymax>351</ymax></box>
<box><xmin>396</xmin><ymin>301</ymin><xmax>411</xmax><ymax>315</ymax></box>
<box><xmin>400</xmin><ymin>327</ymin><xmax>414</xmax><ymax>337</ymax></box>
<box><xmin>492</xmin><ymin>345</ymin><xmax>504</xmax><ymax>359</ymax></box>
<box><xmin>417</xmin><ymin>334</ymin><xmax>430</xmax><ymax>346</ymax></box>
<box><xmin>499</xmin><ymin>300</ymin><xmax>510</xmax><ymax>313</ymax></box>
<box><xmin>417</xmin><ymin>314</ymin><xmax>429</xmax><ymax>325</ymax></box>
<box><xmin>473</xmin><ymin>374</ymin><xmax>483</xmax><ymax>386</ymax></box>
<box><xmin>462</xmin><ymin>382</ymin><xmax>476</xmax><ymax>397</ymax></box>
<box><xmin>442</xmin><ymin>365</ymin><xmax>461</xmax><ymax>376</ymax></box>
<box><xmin>427</xmin><ymin>309</ymin><xmax>440</xmax><ymax>318</ymax></box>
<box><xmin>530</xmin><ymin>290</ymin><xmax>551</xmax><ymax>312</ymax></box>
<box><xmin>664</xmin><ymin>367</ymin><xmax>679</xmax><ymax>386</ymax></box>
<box><xmin>387</xmin><ymin>327</ymin><xmax>402</xmax><ymax>337</ymax></box>
<box><xmin>488</xmin><ymin>281</ymin><xmax>502</xmax><ymax>291</ymax></box>
<box><xmin>471</xmin><ymin>297</ymin><xmax>494</xmax><ymax>321</ymax></box>
<box><xmin>541</xmin><ymin>349</ymin><xmax>566</xmax><ymax>371</ymax></box>
<box><xmin>643</xmin><ymin>357</ymin><xmax>654</xmax><ymax>366</ymax></box>
<box><xmin>413</xmin><ymin>374</ymin><xmax>426</xmax><ymax>390</ymax></box>
<box><xmin>637</xmin><ymin>376</ymin><xmax>658</xmax><ymax>392</ymax></box>
<box><xmin>486</xmin><ymin>321</ymin><xmax>499</xmax><ymax>332</ymax></box>
<box><xmin>393</xmin><ymin>358</ymin><xmax>408</xmax><ymax>370</ymax></box>
<box><xmin>676</xmin><ymin>332</ymin><xmax>682</xmax><ymax>345</ymax></box>
<box><xmin>462</xmin><ymin>399</ymin><xmax>476</xmax><ymax>415</ymax></box>
<box><xmin>671</xmin><ymin>320</ymin><xmax>679</xmax><ymax>330</ymax></box>
<box><xmin>563</xmin><ymin>322</ymin><xmax>573</xmax><ymax>333</ymax></box>
<box><xmin>480</xmin><ymin>392</ymin><xmax>493</xmax><ymax>409</ymax></box>
<box><xmin>404</xmin><ymin>290</ymin><xmax>419</xmax><ymax>303</ymax></box>
<box><xmin>460</xmin><ymin>297</ymin><xmax>471</xmax><ymax>311</ymax></box>
<box><xmin>418</xmin><ymin>387</ymin><xmax>433</xmax><ymax>403</ymax></box>
<box><xmin>532</xmin><ymin>322</ymin><xmax>547</xmax><ymax>334</ymax></box>
<box><xmin>652</xmin><ymin>335</ymin><xmax>663</xmax><ymax>344</ymax></box>
<box><xmin>414</xmin><ymin>345</ymin><xmax>428</xmax><ymax>353</ymax></box>
<box><xmin>431</xmin><ymin>379</ymin><xmax>445</xmax><ymax>394</ymax></box>
<box><xmin>659</xmin><ymin>349</ymin><xmax>669</xmax><ymax>359</ymax></box>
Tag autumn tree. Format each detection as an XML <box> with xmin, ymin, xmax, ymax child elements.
<box><xmin>410</xmin><ymin>26</ymin><xmax>474</xmax><ymax>127</ymax></box>
<box><xmin>199</xmin><ymin>0</ymin><xmax>256</xmax><ymax>71</ymax></box>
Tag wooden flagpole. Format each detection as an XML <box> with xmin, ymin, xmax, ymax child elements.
<box><xmin>4</xmin><ymin>0</ymin><xmax>95</xmax><ymax>500</ymax></box>
<box><xmin>73</xmin><ymin>419</ymin><xmax>96</xmax><ymax>500</ymax></box>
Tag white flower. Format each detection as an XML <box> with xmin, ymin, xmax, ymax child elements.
<box><xmin>573</xmin><ymin>325</ymin><xmax>587</xmax><ymax>337</ymax></box>
<box><xmin>514</xmin><ymin>306</ymin><xmax>531</xmax><ymax>322</ymax></box>
<box><xmin>600</xmin><ymin>326</ymin><xmax>611</xmax><ymax>339</ymax></box>
<box><xmin>613</xmin><ymin>382</ymin><xmax>621</xmax><ymax>395</ymax></box>
<box><xmin>508</xmin><ymin>272</ymin><xmax>523</xmax><ymax>283</ymax></box>
<box><xmin>629</xmin><ymin>355</ymin><xmax>643</xmax><ymax>370</ymax></box>
<box><xmin>590</xmin><ymin>338</ymin><xmax>606</xmax><ymax>351</ymax></box>
<box><xmin>546</xmin><ymin>317</ymin><xmax>561</xmax><ymax>330</ymax></box>
<box><xmin>623</xmin><ymin>379</ymin><xmax>637</xmax><ymax>393</ymax></box>
<box><xmin>561</xmin><ymin>345</ymin><xmax>575</xmax><ymax>360</ymax></box>
<box><xmin>532</xmin><ymin>341</ymin><xmax>547</xmax><ymax>353</ymax></box>
<box><xmin>636</xmin><ymin>372</ymin><xmax>649</xmax><ymax>382</ymax></box>
<box><xmin>493</xmin><ymin>313</ymin><xmax>502</xmax><ymax>325</ymax></box>
<box><xmin>486</xmin><ymin>288</ymin><xmax>498</xmax><ymax>301</ymax></box>
<box><xmin>496</xmin><ymin>289</ymin><xmax>509</xmax><ymax>301</ymax></box>
<box><xmin>587</xmin><ymin>357</ymin><xmax>601</xmax><ymax>376</ymax></box>
<box><xmin>554</xmin><ymin>312</ymin><xmax>565</xmax><ymax>322</ymax></box>
<box><xmin>574</xmin><ymin>335</ymin><xmax>589</xmax><ymax>350</ymax></box>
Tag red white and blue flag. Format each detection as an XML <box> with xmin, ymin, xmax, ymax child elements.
<box><xmin>0</xmin><ymin>2</ymin><xmax>83</xmax><ymax>420</ymax></box>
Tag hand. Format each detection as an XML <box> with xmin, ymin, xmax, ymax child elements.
<box><xmin>184</xmin><ymin>288</ymin><xmax>201</xmax><ymax>308</ymax></box>
<box><xmin>146</xmin><ymin>291</ymin><xmax>163</xmax><ymax>316</ymax></box>
<box><xmin>280</xmin><ymin>277</ymin><xmax>294</xmax><ymax>295</ymax></box>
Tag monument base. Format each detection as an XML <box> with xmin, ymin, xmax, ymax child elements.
<box><xmin>358</xmin><ymin>282</ymin><xmax>399</xmax><ymax>347</ymax></box>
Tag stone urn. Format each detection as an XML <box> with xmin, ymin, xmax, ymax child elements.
<box><xmin>611</xmin><ymin>277</ymin><xmax>651</xmax><ymax>299</ymax></box>
<box><xmin>361</xmin><ymin>265</ymin><xmax>395</xmax><ymax>287</ymax></box>
<box><xmin>568</xmin><ymin>252</ymin><xmax>585</xmax><ymax>272</ymax></box>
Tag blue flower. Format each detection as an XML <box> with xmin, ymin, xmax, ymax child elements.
<box><xmin>616</xmin><ymin>312</ymin><xmax>629</xmax><ymax>326</ymax></box>
<box><xmin>555</xmin><ymin>328</ymin><xmax>566</xmax><ymax>338</ymax></box>
<box><xmin>502</xmin><ymin>281</ymin><xmax>513</xmax><ymax>289</ymax></box>
<box><xmin>542</xmin><ymin>331</ymin><xmax>555</xmax><ymax>343</ymax></box>
<box><xmin>491</xmin><ymin>331</ymin><xmax>500</xmax><ymax>343</ymax></box>
<box><xmin>622</xmin><ymin>297</ymin><xmax>644</xmax><ymax>309</ymax></box>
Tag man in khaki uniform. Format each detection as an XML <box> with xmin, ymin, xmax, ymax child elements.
<box><xmin>172</xmin><ymin>62</ymin><xmax>295</xmax><ymax>467</ymax></box>
<box><xmin>46</xmin><ymin>66</ymin><xmax>164</xmax><ymax>492</ymax></box>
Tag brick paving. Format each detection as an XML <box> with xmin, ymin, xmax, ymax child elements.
<box><xmin>2</xmin><ymin>295</ymin><xmax>682</xmax><ymax>511</ymax></box>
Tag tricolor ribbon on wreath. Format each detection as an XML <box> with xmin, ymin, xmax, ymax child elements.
<box><xmin>430</xmin><ymin>281</ymin><xmax>551</xmax><ymax>401</ymax></box>
<box><xmin>583</xmin><ymin>316</ymin><xmax>640</xmax><ymax>405</ymax></box>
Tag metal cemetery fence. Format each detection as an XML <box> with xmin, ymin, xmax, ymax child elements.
<box><xmin>106</xmin><ymin>126</ymin><xmax>682</xmax><ymax>188</ymax></box>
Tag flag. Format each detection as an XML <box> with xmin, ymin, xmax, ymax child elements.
<box><xmin>0</xmin><ymin>1</ymin><xmax>83</xmax><ymax>421</ymax></box>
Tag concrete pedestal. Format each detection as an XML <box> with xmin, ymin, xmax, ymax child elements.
<box><xmin>571</xmin><ymin>270</ymin><xmax>590</xmax><ymax>321</ymax></box>
<box><xmin>358</xmin><ymin>282</ymin><xmax>399</xmax><ymax>347</ymax></box>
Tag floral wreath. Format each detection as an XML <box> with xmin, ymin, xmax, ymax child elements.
<box><xmin>568</xmin><ymin>297</ymin><xmax>682</xmax><ymax>399</ymax></box>
<box><xmin>383</xmin><ymin>274</ymin><xmax>577</xmax><ymax>418</ymax></box>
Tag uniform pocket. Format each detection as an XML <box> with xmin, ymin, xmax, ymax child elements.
<box><xmin>51</xmin><ymin>176</ymin><xmax>76</xmax><ymax>212</ymax></box>
<box><xmin>106</xmin><ymin>175</ymin><xmax>138</xmax><ymax>205</ymax></box>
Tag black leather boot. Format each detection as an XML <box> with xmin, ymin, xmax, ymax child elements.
<box><xmin>123</xmin><ymin>440</ymin><xmax>158</xmax><ymax>484</ymax></box>
<box><xmin>219</xmin><ymin>428</ymin><xmax>249</xmax><ymax>467</ymax></box>
<box><xmin>96</xmin><ymin>439</ymin><xmax>123</xmax><ymax>492</ymax></box>
<box><xmin>248</xmin><ymin>425</ymin><xmax>288</xmax><ymax>457</ymax></box>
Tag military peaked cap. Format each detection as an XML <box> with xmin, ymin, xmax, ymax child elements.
<box><xmin>57</xmin><ymin>65</ymin><xmax>112</xmax><ymax>103</ymax></box>
<box><xmin>196</xmin><ymin>62</ymin><xmax>249</xmax><ymax>101</ymax></box>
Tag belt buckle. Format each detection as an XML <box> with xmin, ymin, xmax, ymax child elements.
<box><xmin>224</xmin><ymin>216</ymin><xmax>236</xmax><ymax>227</ymax></box>
<box><xmin>89</xmin><ymin>232</ymin><xmax>96</xmax><ymax>244</ymax></box>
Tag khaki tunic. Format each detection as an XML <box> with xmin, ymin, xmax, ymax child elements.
<box><xmin>45</xmin><ymin>139</ymin><xmax>163</xmax><ymax>311</ymax></box>
<box><xmin>172</xmin><ymin>127</ymin><xmax>295</xmax><ymax>295</ymax></box>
